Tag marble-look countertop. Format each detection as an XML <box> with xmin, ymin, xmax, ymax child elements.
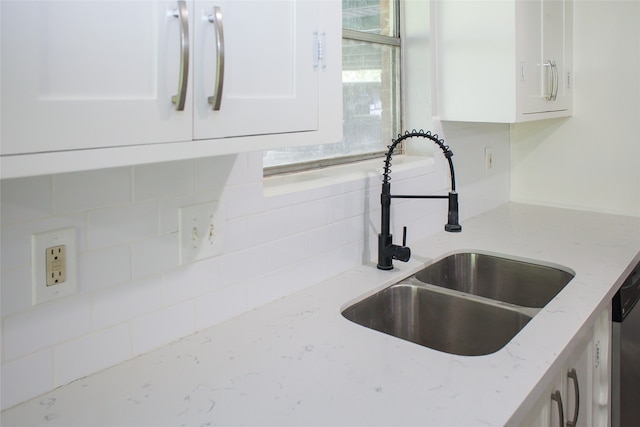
<box><xmin>3</xmin><ymin>203</ymin><xmax>639</xmax><ymax>426</ymax></box>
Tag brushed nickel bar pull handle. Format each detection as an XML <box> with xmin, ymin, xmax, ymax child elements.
<box><xmin>207</xmin><ymin>6</ymin><xmax>225</xmax><ymax>111</ymax></box>
<box><xmin>171</xmin><ymin>1</ymin><xmax>189</xmax><ymax>111</ymax></box>
<box><xmin>567</xmin><ymin>368</ymin><xmax>580</xmax><ymax>427</ymax></box>
<box><xmin>544</xmin><ymin>60</ymin><xmax>553</xmax><ymax>101</ymax></box>
<box><xmin>551</xmin><ymin>61</ymin><xmax>559</xmax><ymax>101</ymax></box>
<box><xmin>551</xmin><ymin>390</ymin><xmax>565</xmax><ymax>427</ymax></box>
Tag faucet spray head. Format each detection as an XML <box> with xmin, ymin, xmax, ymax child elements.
<box><xmin>445</xmin><ymin>192</ymin><xmax>462</xmax><ymax>232</ymax></box>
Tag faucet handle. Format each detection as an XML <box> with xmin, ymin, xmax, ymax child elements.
<box><xmin>402</xmin><ymin>226</ymin><xmax>407</xmax><ymax>246</ymax></box>
<box><xmin>394</xmin><ymin>245</ymin><xmax>411</xmax><ymax>263</ymax></box>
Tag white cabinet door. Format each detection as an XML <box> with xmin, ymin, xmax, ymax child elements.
<box><xmin>192</xmin><ymin>0</ymin><xmax>319</xmax><ymax>140</ymax></box>
<box><xmin>519</xmin><ymin>337</ymin><xmax>591</xmax><ymax>427</ymax></box>
<box><xmin>519</xmin><ymin>306</ymin><xmax>612</xmax><ymax>427</ymax></box>
<box><xmin>1</xmin><ymin>1</ymin><xmax>192</xmax><ymax>155</ymax></box>
<box><xmin>562</xmin><ymin>335</ymin><xmax>593</xmax><ymax>427</ymax></box>
<box><xmin>519</xmin><ymin>371</ymin><xmax>566</xmax><ymax>427</ymax></box>
<box><xmin>518</xmin><ymin>0</ymin><xmax>572</xmax><ymax>117</ymax></box>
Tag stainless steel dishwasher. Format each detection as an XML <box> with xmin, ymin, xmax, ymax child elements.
<box><xmin>612</xmin><ymin>259</ymin><xmax>640</xmax><ymax>427</ymax></box>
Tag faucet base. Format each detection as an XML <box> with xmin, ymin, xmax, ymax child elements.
<box><xmin>445</xmin><ymin>223</ymin><xmax>462</xmax><ymax>232</ymax></box>
<box><xmin>377</xmin><ymin>233</ymin><xmax>411</xmax><ymax>270</ymax></box>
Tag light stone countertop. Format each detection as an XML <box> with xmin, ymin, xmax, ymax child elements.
<box><xmin>3</xmin><ymin>203</ymin><xmax>639</xmax><ymax>426</ymax></box>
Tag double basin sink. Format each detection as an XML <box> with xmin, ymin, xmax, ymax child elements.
<box><xmin>342</xmin><ymin>252</ymin><xmax>574</xmax><ymax>356</ymax></box>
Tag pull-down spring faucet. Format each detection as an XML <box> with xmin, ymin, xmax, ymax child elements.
<box><xmin>377</xmin><ymin>130</ymin><xmax>461</xmax><ymax>270</ymax></box>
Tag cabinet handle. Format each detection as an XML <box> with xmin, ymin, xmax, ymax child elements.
<box><xmin>567</xmin><ymin>368</ymin><xmax>580</xmax><ymax>427</ymax></box>
<box><xmin>544</xmin><ymin>60</ymin><xmax>554</xmax><ymax>101</ymax></box>
<box><xmin>544</xmin><ymin>60</ymin><xmax>559</xmax><ymax>101</ymax></box>
<box><xmin>207</xmin><ymin>7</ymin><xmax>225</xmax><ymax>111</ymax></box>
<box><xmin>551</xmin><ymin>390</ymin><xmax>565</xmax><ymax>427</ymax></box>
<box><xmin>171</xmin><ymin>1</ymin><xmax>189</xmax><ymax>111</ymax></box>
<box><xmin>551</xmin><ymin>61</ymin><xmax>559</xmax><ymax>101</ymax></box>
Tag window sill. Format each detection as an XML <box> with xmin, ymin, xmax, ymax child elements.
<box><xmin>263</xmin><ymin>154</ymin><xmax>435</xmax><ymax>197</ymax></box>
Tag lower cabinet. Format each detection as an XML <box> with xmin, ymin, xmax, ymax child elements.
<box><xmin>520</xmin><ymin>305</ymin><xmax>611</xmax><ymax>427</ymax></box>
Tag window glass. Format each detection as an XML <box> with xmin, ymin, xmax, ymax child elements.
<box><xmin>343</xmin><ymin>0</ymin><xmax>397</xmax><ymax>37</ymax></box>
<box><xmin>263</xmin><ymin>0</ymin><xmax>400</xmax><ymax>172</ymax></box>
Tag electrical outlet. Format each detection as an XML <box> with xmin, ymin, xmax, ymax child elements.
<box><xmin>46</xmin><ymin>245</ymin><xmax>67</xmax><ymax>286</ymax></box>
<box><xmin>179</xmin><ymin>202</ymin><xmax>224</xmax><ymax>265</ymax></box>
<box><xmin>32</xmin><ymin>228</ymin><xmax>77</xmax><ymax>305</ymax></box>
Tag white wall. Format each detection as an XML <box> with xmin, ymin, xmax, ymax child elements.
<box><xmin>511</xmin><ymin>0</ymin><xmax>640</xmax><ymax>217</ymax></box>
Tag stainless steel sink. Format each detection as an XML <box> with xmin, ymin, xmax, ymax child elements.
<box><xmin>342</xmin><ymin>252</ymin><xmax>574</xmax><ymax>356</ymax></box>
<box><xmin>414</xmin><ymin>252</ymin><xmax>574</xmax><ymax>308</ymax></box>
<box><xmin>342</xmin><ymin>284</ymin><xmax>531</xmax><ymax>356</ymax></box>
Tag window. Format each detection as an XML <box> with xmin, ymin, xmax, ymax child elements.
<box><xmin>263</xmin><ymin>0</ymin><xmax>401</xmax><ymax>173</ymax></box>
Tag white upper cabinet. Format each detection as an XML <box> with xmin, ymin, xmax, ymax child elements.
<box><xmin>435</xmin><ymin>0</ymin><xmax>573</xmax><ymax>123</ymax></box>
<box><xmin>0</xmin><ymin>0</ymin><xmax>341</xmax><ymax>178</ymax></box>
<box><xmin>1</xmin><ymin>1</ymin><xmax>193</xmax><ymax>154</ymax></box>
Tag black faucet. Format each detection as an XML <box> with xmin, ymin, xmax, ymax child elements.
<box><xmin>377</xmin><ymin>130</ymin><xmax>462</xmax><ymax>270</ymax></box>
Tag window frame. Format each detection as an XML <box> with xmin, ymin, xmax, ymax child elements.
<box><xmin>264</xmin><ymin>0</ymin><xmax>402</xmax><ymax>177</ymax></box>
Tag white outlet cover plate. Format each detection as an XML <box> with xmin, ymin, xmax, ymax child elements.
<box><xmin>32</xmin><ymin>227</ymin><xmax>77</xmax><ymax>305</ymax></box>
<box><xmin>179</xmin><ymin>201</ymin><xmax>224</xmax><ymax>265</ymax></box>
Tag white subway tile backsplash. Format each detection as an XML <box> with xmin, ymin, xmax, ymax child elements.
<box><xmin>92</xmin><ymin>277</ymin><xmax>164</xmax><ymax>330</ymax></box>
<box><xmin>195</xmin><ymin>154</ymin><xmax>237</xmax><ymax>193</ymax></box>
<box><xmin>342</xmin><ymin>175</ymin><xmax>372</xmax><ymax>193</ymax></box>
<box><xmin>289</xmin><ymin>199</ymin><xmax>330</xmax><ymax>234</ymax></box>
<box><xmin>266</xmin><ymin>232</ymin><xmax>310</xmax><ymax>269</ymax></box>
<box><xmin>195</xmin><ymin>284</ymin><xmax>247</xmax><ymax>331</ymax></box>
<box><xmin>303</xmin><ymin>181</ymin><xmax>343</xmax><ymax>201</ymax></box>
<box><xmin>222</xmin><ymin>245</ymin><xmax>271</xmax><ymax>286</ymax></box>
<box><xmin>54</xmin><ymin>168</ymin><xmax>131</xmax><ymax>214</ymax></box>
<box><xmin>326</xmin><ymin>242</ymin><xmax>364</xmax><ymax>278</ymax></box>
<box><xmin>133</xmin><ymin>160</ymin><xmax>195</xmax><ymax>201</ymax></box>
<box><xmin>404</xmin><ymin>209</ymin><xmax>446</xmax><ymax>245</ymax></box>
<box><xmin>0</xmin><ymin>349</ymin><xmax>53</xmax><ymax>410</ymax></box>
<box><xmin>341</xmin><ymin>216</ymin><xmax>367</xmax><ymax>247</ymax></box>
<box><xmin>330</xmin><ymin>190</ymin><xmax>367</xmax><ymax>222</ymax></box>
<box><xmin>132</xmin><ymin>301</ymin><xmax>195</xmax><ymax>355</ymax></box>
<box><xmin>0</xmin><ymin>264</ymin><xmax>32</xmax><ymax>317</ymax></box>
<box><xmin>246</xmin><ymin>269</ymin><xmax>295</xmax><ymax>308</ymax></box>
<box><xmin>87</xmin><ymin>202</ymin><xmax>158</xmax><ymax>249</ymax></box>
<box><xmin>248</xmin><ymin>207</ymin><xmax>293</xmax><ymax>246</ymax></box>
<box><xmin>263</xmin><ymin>190</ymin><xmax>308</xmax><ymax>210</ymax></box>
<box><xmin>163</xmin><ymin>257</ymin><xmax>223</xmax><ymax>304</ymax></box>
<box><xmin>289</xmin><ymin>256</ymin><xmax>331</xmax><ymax>294</ymax></box>
<box><xmin>131</xmin><ymin>234</ymin><xmax>179</xmax><ymax>279</ymax></box>
<box><xmin>224</xmin><ymin>217</ymin><xmax>249</xmax><ymax>253</ymax></box>
<box><xmin>1</xmin><ymin>214</ymin><xmax>85</xmax><ymax>269</ymax></box>
<box><xmin>392</xmin><ymin>174</ymin><xmax>436</xmax><ymax>199</ymax></box>
<box><xmin>225</xmin><ymin>182</ymin><xmax>265</xmax><ymax>219</ymax></box>
<box><xmin>247</xmin><ymin>255</ymin><xmax>330</xmax><ymax>308</ymax></box>
<box><xmin>79</xmin><ymin>245</ymin><xmax>131</xmax><ymax>292</ymax></box>
<box><xmin>0</xmin><ymin>176</ymin><xmax>52</xmax><ymax>225</ymax></box>
<box><xmin>54</xmin><ymin>323</ymin><xmax>132</xmax><ymax>387</ymax></box>
<box><xmin>4</xmin><ymin>294</ymin><xmax>92</xmax><ymax>361</ymax></box>
<box><xmin>307</xmin><ymin>222</ymin><xmax>345</xmax><ymax>256</ymax></box>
